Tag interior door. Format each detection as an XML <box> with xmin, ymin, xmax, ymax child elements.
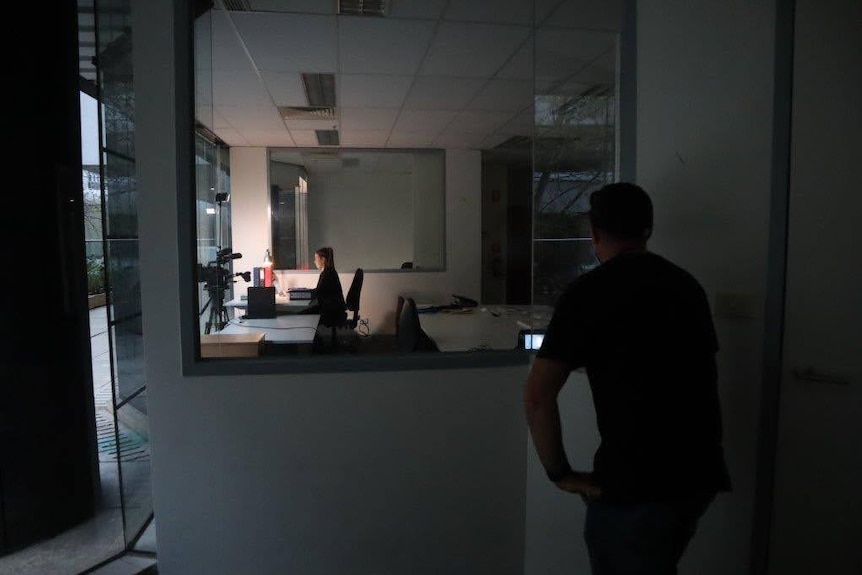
<box><xmin>769</xmin><ymin>0</ymin><xmax>862</xmax><ymax>572</ymax></box>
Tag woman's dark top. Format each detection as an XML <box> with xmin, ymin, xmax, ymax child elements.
<box><xmin>307</xmin><ymin>267</ymin><xmax>347</xmax><ymax>327</ymax></box>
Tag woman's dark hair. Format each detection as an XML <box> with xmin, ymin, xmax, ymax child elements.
<box><xmin>315</xmin><ymin>246</ymin><xmax>335</xmax><ymax>268</ymax></box>
<box><xmin>588</xmin><ymin>182</ymin><xmax>653</xmax><ymax>241</ymax></box>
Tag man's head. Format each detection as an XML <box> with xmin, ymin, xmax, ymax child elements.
<box><xmin>588</xmin><ymin>182</ymin><xmax>653</xmax><ymax>261</ymax></box>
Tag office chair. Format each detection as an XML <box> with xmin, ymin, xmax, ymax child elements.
<box><xmin>328</xmin><ymin>268</ymin><xmax>364</xmax><ymax>349</ymax></box>
<box><xmin>395</xmin><ymin>295</ymin><xmax>405</xmax><ymax>338</ymax></box>
<box><xmin>397</xmin><ymin>297</ymin><xmax>439</xmax><ymax>352</ymax></box>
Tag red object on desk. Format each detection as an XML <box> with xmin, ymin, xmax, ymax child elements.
<box><xmin>264</xmin><ymin>267</ymin><xmax>273</xmax><ymax>287</ymax></box>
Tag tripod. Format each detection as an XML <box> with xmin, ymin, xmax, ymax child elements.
<box><xmin>200</xmin><ymin>284</ymin><xmax>230</xmax><ymax>334</ymax></box>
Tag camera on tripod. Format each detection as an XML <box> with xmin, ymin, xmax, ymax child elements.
<box><xmin>197</xmin><ymin>248</ymin><xmax>251</xmax><ymax>289</ymax></box>
<box><xmin>198</xmin><ymin>247</ymin><xmax>251</xmax><ymax>334</ymax></box>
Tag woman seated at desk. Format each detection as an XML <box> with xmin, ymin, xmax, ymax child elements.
<box><xmin>303</xmin><ymin>246</ymin><xmax>347</xmax><ymax>327</ymax></box>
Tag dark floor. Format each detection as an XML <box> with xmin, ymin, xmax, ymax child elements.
<box><xmin>0</xmin><ymin>306</ymin><xmax>156</xmax><ymax>575</ymax></box>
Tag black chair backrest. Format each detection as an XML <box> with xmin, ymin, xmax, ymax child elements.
<box><xmin>395</xmin><ymin>295</ymin><xmax>405</xmax><ymax>337</ymax></box>
<box><xmin>397</xmin><ymin>297</ymin><xmax>439</xmax><ymax>352</ymax></box>
<box><xmin>346</xmin><ymin>268</ymin><xmax>363</xmax><ymax>312</ymax></box>
<box><xmin>397</xmin><ymin>297</ymin><xmax>419</xmax><ymax>352</ymax></box>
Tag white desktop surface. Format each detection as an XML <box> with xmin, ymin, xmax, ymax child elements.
<box><xmin>418</xmin><ymin>305</ymin><xmax>553</xmax><ymax>352</ymax></box>
<box><xmin>218</xmin><ymin>314</ymin><xmax>320</xmax><ymax>344</ymax></box>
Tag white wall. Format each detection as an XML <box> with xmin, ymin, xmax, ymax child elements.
<box><xmin>309</xmin><ymin>171</ymin><xmax>414</xmax><ymax>270</ymax></box>
<box><xmin>412</xmin><ymin>152</ymin><xmax>446</xmax><ymax>269</ymax></box>
<box><xmin>229</xmin><ymin>147</ymin><xmax>270</xmax><ymax>273</ymax></box>
<box><xmin>523</xmin><ymin>1</ymin><xmax>775</xmax><ymax>574</ymax></box>
<box><xmin>638</xmin><ymin>0</ymin><xmax>772</xmax><ymax>571</ymax></box>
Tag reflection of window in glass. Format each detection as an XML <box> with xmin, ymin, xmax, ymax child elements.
<box><xmin>533</xmin><ymin>91</ymin><xmax>616</xmax><ymax>305</ymax></box>
<box><xmin>269</xmin><ymin>149</ymin><xmax>445</xmax><ymax>272</ymax></box>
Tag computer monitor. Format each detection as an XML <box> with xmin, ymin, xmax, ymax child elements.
<box><xmin>245</xmin><ymin>286</ymin><xmax>276</xmax><ymax>319</ymax></box>
<box><xmin>518</xmin><ymin>329</ymin><xmax>546</xmax><ymax>351</ymax></box>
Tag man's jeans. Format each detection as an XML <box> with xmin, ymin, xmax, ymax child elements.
<box><xmin>584</xmin><ymin>492</ymin><xmax>716</xmax><ymax>575</ymax></box>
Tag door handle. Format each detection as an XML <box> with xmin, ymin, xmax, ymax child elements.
<box><xmin>792</xmin><ymin>367</ymin><xmax>850</xmax><ymax>386</ymax></box>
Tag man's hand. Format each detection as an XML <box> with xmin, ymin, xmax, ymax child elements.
<box><xmin>554</xmin><ymin>471</ymin><xmax>602</xmax><ymax>502</ymax></box>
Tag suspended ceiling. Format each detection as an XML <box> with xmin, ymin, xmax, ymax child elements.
<box><xmin>195</xmin><ymin>0</ymin><xmax>621</xmax><ymax>152</ymax></box>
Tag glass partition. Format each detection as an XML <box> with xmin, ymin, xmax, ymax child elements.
<box><xmin>532</xmin><ymin>4</ymin><xmax>620</xmax><ymax>307</ymax></box>
<box><xmin>189</xmin><ymin>1</ymin><xmax>622</xmax><ymax>360</ymax></box>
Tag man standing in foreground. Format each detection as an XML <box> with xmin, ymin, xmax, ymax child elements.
<box><xmin>524</xmin><ymin>182</ymin><xmax>731</xmax><ymax>574</ymax></box>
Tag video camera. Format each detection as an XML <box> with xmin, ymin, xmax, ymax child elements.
<box><xmin>197</xmin><ymin>247</ymin><xmax>252</xmax><ymax>291</ymax></box>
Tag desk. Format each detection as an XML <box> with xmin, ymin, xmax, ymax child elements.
<box><xmin>419</xmin><ymin>305</ymin><xmax>553</xmax><ymax>352</ymax></box>
<box><xmin>218</xmin><ymin>314</ymin><xmax>320</xmax><ymax>345</ymax></box>
<box><xmin>225</xmin><ymin>295</ymin><xmax>312</xmax><ymax>315</ymax></box>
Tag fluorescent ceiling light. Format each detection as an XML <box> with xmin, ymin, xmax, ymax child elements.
<box><xmin>301</xmin><ymin>73</ymin><xmax>336</xmax><ymax>108</ymax></box>
<box><xmin>316</xmin><ymin>130</ymin><xmax>340</xmax><ymax>146</ymax></box>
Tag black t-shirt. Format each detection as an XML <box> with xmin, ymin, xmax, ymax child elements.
<box><xmin>537</xmin><ymin>251</ymin><xmax>731</xmax><ymax>503</ymax></box>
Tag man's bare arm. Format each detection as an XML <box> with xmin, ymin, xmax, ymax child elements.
<box><xmin>524</xmin><ymin>358</ymin><xmax>601</xmax><ymax>499</ymax></box>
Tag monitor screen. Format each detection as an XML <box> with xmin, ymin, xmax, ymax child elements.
<box><xmin>518</xmin><ymin>329</ymin><xmax>546</xmax><ymax>351</ymax></box>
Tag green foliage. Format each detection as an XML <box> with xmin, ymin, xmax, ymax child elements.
<box><xmin>87</xmin><ymin>255</ymin><xmax>106</xmax><ymax>294</ymax></box>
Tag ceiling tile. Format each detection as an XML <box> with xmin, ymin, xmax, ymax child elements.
<box><xmin>247</xmin><ymin>0</ymin><xmax>336</xmax><ymax>14</ymax></box>
<box><xmin>392</xmin><ymin>110</ymin><xmax>459</xmax><ymax>133</ymax></box>
<box><xmin>339</xmin><ymin>130</ymin><xmax>391</xmax><ymax>147</ymax></box>
<box><xmin>339</xmin><ymin>18</ymin><xmax>437</xmax><ymax>75</ymax></box>
<box><xmin>387</xmin><ymin>0</ymin><xmax>449</xmax><ymax>19</ymax></box>
<box><xmin>217</xmin><ymin>104</ymin><xmax>285</xmax><ymax>130</ymax></box>
<box><xmin>535</xmin><ymin>27</ymin><xmax>616</xmax><ymax>83</ymax></box>
<box><xmin>545</xmin><ymin>0</ymin><xmax>623</xmax><ymax>32</ymax></box>
<box><xmin>239</xmin><ymin>129</ymin><xmax>298</xmax><ymax>146</ymax></box>
<box><xmin>496</xmin><ymin>42</ymin><xmax>534</xmax><ymax>80</ymax></box>
<box><xmin>421</xmin><ymin>22</ymin><xmax>531</xmax><ymax>77</ymax></box>
<box><xmin>288</xmin><ymin>130</ymin><xmax>320</xmax><ymax>146</ymax></box>
<box><xmin>233</xmin><ymin>13</ymin><xmax>337</xmax><ymax>73</ymax></box>
<box><xmin>447</xmin><ymin>110</ymin><xmax>513</xmax><ymax>134</ymax></box>
<box><xmin>209</xmin><ymin>12</ymin><xmax>253</xmax><ymax>72</ymax></box>
<box><xmin>434</xmin><ymin>131</ymin><xmax>489</xmax><ymax>149</ymax></box>
<box><xmin>339</xmin><ymin>74</ymin><xmax>414</xmax><ymax>108</ymax></box>
<box><xmin>339</xmin><ymin>107</ymin><xmax>400</xmax><ymax>131</ymax></box>
<box><xmin>403</xmin><ymin>76</ymin><xmax>486</xmax><ymax>110</ymax></box>
<box><xmin>466</xmin><ymin>78</ymin><xmax>533</xmax><ymax>112</ymax></box>
<box><xmin>214</xmin><ymin>128</ymin><xmax>250</xmax><ymax>146</ymax></box>
<box><xmin>535</xmin><ymin>0</ymin><xmax>561</xmax><ymax>24</ymax></box>
<box><xmin>213</xmin><ymin>68</ymin><xmax>273</xmax><ymax>105</ymax></box>
<box><xmin>387</xmin><ymin>131</ymin><xmax>440</xmax><ymax>148</ymax></box>
<box><xmin>443</xmin><ymin>0</ymin><xmax>534</xmax><ymax>25</ymax></box>
<box><xmin>260</xmin><ymin>71</ymin><xmax>308</xmax><ymax>106</ymax></box>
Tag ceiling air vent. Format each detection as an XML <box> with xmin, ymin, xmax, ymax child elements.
<box><xmin>316</xmin><ymin>130</ymin><xmax>340</xmax><ymax>146</ymax></box>
<box><xmin>278</xmin><ymin>106</ymin><xmax>336</xmax><ymax>120</ymax></box>
<box><xmin>338</xmin><ymin>0</ymin><xmax>387</xmax><ymax>17</ymax></box>
<box><xmin>341</xmin><ymin>157</ymin><xmax>360</xmax><ymax>168</ymax></box>
<box><xmin>221</xmin><ymin>0</ymin><xmax>252</xmax><ymax>11</ymax></box>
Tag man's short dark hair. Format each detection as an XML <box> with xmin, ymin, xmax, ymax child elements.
<box><xmin>589</xmin><ymin>182</ymin><xmax>653</xmax><ymax>241</ymax></box>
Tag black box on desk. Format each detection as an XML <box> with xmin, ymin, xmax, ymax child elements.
<box><xmin>245</xmin><ymin>286</ymin><xmax>276</xmax><ymax>318</ymax></box>
<box><xmin>288</xmin><ymin>287</ymin><xmax>312</xmax><ymax>301</ymax></box>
